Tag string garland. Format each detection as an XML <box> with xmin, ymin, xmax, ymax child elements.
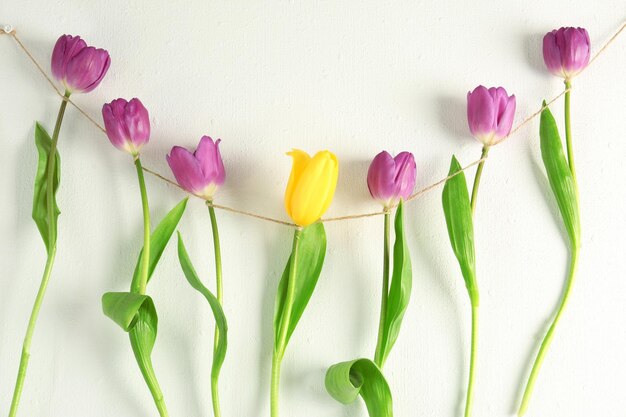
<box><xmin>2</xmin><ymin>22</ymin><xmax>625</xmax><ymax>228</ymax></box>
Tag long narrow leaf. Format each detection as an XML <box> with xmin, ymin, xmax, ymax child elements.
<box><xmin>442</xmin><ymin>155</ymin><xmax>478</xmax><ymax>305</ymax></box>
<box><xmin>539</xmin><ymin>102</ymin><xmax>580</xmax><ymax>249</ymax></box>
<box><xmin>273</xmin><ymin>223</ymin><xmax>327</xmax><ymax>350</ymax></box>
<box><xmin>177</xmin><ymin>232</ymin><xmax>228</xmax><ymax>379</ymax></box>
<box><xmin>378</xmin><ymin>200</ymin><xmax>412</xmax><ymax>365</ymax></box>
<box><xmin>326</xmin><ymin>358</ymin><xmax>393</xmax><ymax>417</ymax></box>
<box><xmin>130</xmin><ymin>198</ymin><xmax>189</xmax><ymax>290</ymax></box>
<box><xmin>32</xmin><ymin>122</ymin><xmax>60</xmax><ymax>251</ymax></box>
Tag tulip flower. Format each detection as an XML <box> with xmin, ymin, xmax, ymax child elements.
<box><xmin>284</xmin><ymin>149</ymin><xmax>339</xmax><ymax>227</ymax></box>
<box><xmin>51</xmin><ymin>34</ymin><xmax>110</xmax><ymax>94</ymax></box>
<box><xmin>367</xmin><ymin>151</ymin><xmax>416</xmax><ymax>208</ymax></box>
<box><xmin>102</xmin><ymin>98</ymin><xmax>151</xmax><ymax>156</ymax></box>
<box><xmin>518</xmin><ymin>27</ymin><xmax>588</xmax><ymax>417</ymax></box>
<box><xmin>543</xmin><ymin>27</ymin><xmax>591</xmax><ymax>80</ymax></box>
<box><xmin>167</xmin><ymin>136</ymin><xmax>225</xmax><ymax>200</ymax></box>
<box><xmin>467</xmin><ymin>85</ymin><xmax>516</xmax><ymax>147</ymax></box>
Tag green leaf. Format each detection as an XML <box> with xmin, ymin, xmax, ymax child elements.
<box><xmin>539</xmin><ymin>101</ymin><xmax>581</xmax><ymax>249</ymax></box>
<box><xmin>177</xmin><ymin>232</ymin><xmax>228</xmax><ymax>380</ymax></box>
<box><xmin>378</xmin><ymin>200</ymin><xmax>412</xmax><ymax>366</ymax></box>
<box><xmin>442</xmin><ymin>155</ymin><xmax>478</xmax><ymax>306</ymax></box>
<box><xmin>102</xmin><ymin>291</ymin><xmax>164</xmax><ymax>405</ymax></box>
<box><xmin>273</xmin><ymin>223</ymin><xmax>327</xmax><ymax>350</ymax></box>
<box><xmin>130</xmin><ymin>198</ymin><xmax>189</xmax><ymax>291</ymax></box>
<box><xmin>32</xmin><ymin>122</ymin><xmax>60</xmax><ymax>251</ymax></box>
<box><xmin>102</xmin><ymin>291</ymin><xmax>155</xmax><ymax>332</ymax></box>
<box><xmin>326</xmin><ymin>358</ymin><xmax>393</xmax><ymax>417</ymax></box>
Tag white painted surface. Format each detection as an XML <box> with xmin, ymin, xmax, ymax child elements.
<box><xmin>1</xmin><ymin>1</ymin><xmax>625</xmax><ymax>416</ymax></box>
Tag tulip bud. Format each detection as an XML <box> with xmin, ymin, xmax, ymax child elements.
<box><xmin>284</xmin><ymin>149</ymin><xmax>339</xmax><ymax>227</ymax></box>
<box><xmin>167</xmin><ymin>136</ymin><xmax>226</xmax><ymax>200</ymax></box>
<box><xmin>467</xmin><ymin>85</ymin><xmax>516</xmax><ymax>147</ymax></box>
<box><xmin>51</xmin><ymin>34</ymin><xmax>110</xmax><ymax>94</ymax></box>
<box><xmin>102</xmin><ymin>98</ymin><xmax>150</xmax><ymax>155</ymax></box>
<box><xmin>367</xmin><ymin>151</ymin><xmax>416</xmax><ymax>208</ymax></box>
<box><xmin>543</xmin><ymin>27</ymin><xmax>590</xmax><ymax>80</ymax></box>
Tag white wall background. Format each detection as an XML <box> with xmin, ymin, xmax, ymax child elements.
<box><xmin>1</xmin><ymin>1</ymin><xmax>625</xmax><ymax>416</ymax></box>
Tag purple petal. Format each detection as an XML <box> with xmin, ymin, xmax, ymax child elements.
<box><xmin>367</xmin><ymin>151</ymin><xmax>396</xmax><ymax>203</ymax></box>
<box><xmin>467</xmin><ymin>85</ymin><xmax>496</xmax><ymax>139</ymax></box>
<box><xmin>65</xmin><ymin>46</ymin><xmax>110</xmax><ymax>93</ymax></box>
<box><xmin>195</xmin><ymin>136</ymin><xmax>226</xmax><ymax>186</ymax></box>
<box><xmin>393</xmin><ymin>152</ymin><xmax>417</xmax><ymax>201</ymax></box>
<box><xmin>51</xmin><ymin>35</ymin><xmax>86</xmax><ymax>82</ymax></box>
<box><xmin>167</xmin><ymin>146</ymin><xmax>208</xmax><ymax>195</ymax></box>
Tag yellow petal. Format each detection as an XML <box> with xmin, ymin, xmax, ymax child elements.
<box><xmin>284</xmin><ymin>149</ymin><xmax>311</xmax><ymax>219</ymax></box>
<box><xmin>289</xmin><ymin>150</ymin><xmax>339</xmax><ymax>226</ymax></box>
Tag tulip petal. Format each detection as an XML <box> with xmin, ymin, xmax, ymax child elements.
<box><xmin>284</xmin><ymin>150</ymin><xmax>311</xmax><ymax>220</ymax></box>
<box><xmin>290</xmin><ymin>151</ymin><xmax>338</xmax><ymax>226</ymax></box>
<box><xmin>367</xmin><ymin>151</ymin><xmax>396</xmax><ymax>204</ymax></box>
<box><xmin>195</xmin><ymin>136</ymin><xmax>226</xmax><ymax>186</ymax></box>
<box><xmin>167</xmin><ymin>147</ymin><xmax>207</xmax><ymax>196</ymax></box>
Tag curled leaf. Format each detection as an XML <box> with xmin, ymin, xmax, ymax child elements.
<box><xmin>326</xmin><ymin>358</ymin><xmax>393</xmax><ymax>417</ymax></box>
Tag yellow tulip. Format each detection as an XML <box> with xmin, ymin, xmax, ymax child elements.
<box><xmin>284</xmin><ymin>149</ymin><xmax>339</xmax><ymax>226</ymax></box>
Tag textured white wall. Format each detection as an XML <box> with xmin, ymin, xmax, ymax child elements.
<box><xmin>1</xmin><ymin>1</ymin><xmax>625</xmax><ymax>416</ymax></box>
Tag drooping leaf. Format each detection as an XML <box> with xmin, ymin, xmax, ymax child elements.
<box><xmin>130</xmin><ymin>198</ymin><xmax>189</xmax><ymax>291</ymax></box>
<box><xmin>539</xmin><ymin>101</ymin><xmax>581</xmax><ymax>249</ymax></box>
<box><xmin>32</xmin><ymin>122</ymin><xmax>61</xmax><ymax>251</ymax></box>
<box><xmin>177</xmin><ymin>232</ymin><xmax>228</xmax><ymax>380</ymax></box>
<box><xmin>378</xmin><ymin>200</ymin><xmax>412</xmax><ymax>366</ymax></box>
<box><xmin>273</xmin><ymin>222</ymin><xmax>327</xmax><ymax>351</ymax></box>
<box><xmin>102</xmin><ymin>291</ymin><xmax>155</xmax><ymax>332</ymax></box>
<box><xmin>326</xmin><ymin>358</ymin><xmax>393</xmax><ymax>417</ymax></box>
<box><xmin>442</xmin><ymin>155</ymin><xmax>478</xmax><ymax>306</ymax></box>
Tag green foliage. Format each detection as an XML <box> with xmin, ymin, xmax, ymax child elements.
<box><xmin>32</xmin><ymin>123</ymin><xmax>60</xmax><ymax>252</ymax></box>
<box><xmin>177</xmin><ymin>232</ymin><xmax>228</xmax><ymax>381</ymax></box>
<box><xmin>539</xmin><ymin>102</ymin><xmax>581</xmax><ymax>249</ymax></box>
<box><xmin>273</xmin><ymin>223</ymin><xmax>327</xmax><ymax>351</ymax></box>
<box><xmin>326</xmin><ymin>358</ymin><xmax>393</xmax><ymax>417</ymax></box>
<box><xmin>376</xmin><ymin>200</ymin><xmax>412</xmax><ymax>366</ymax></box>
<box><xmin>442</xmin><ymin>156</ymin><xmax>478</xmax><ymax>306</ymax></box>
<box><xmin>130</xmin><ymin>198</ymin><xmax>189</xmax><ymax>291</ymax></box>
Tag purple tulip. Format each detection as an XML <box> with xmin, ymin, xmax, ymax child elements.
<box><xmin>543</xmin><ymin>27</ymin><xmax>590</xmax><ymax>79</ymax></box>
<box><xmin>467</xmin><ymin>86</ymin><xmax>516</xmax><ymax>146</ymax></box>
<box><xmin>51</xmin><ymin>34</ymin><xmax>110</xmax><ymax>94</ymax></box>
<box><xmin>102</xmin><ymin>98</ymin><xmax>150</xmax><ymax>155</ymax></box>
<box><xmin>367</xmin><ymin>151</ymin><xmax>416</xmax><ymax>208</ymax></box>
<box><xmin>167</xmin><ymin>136</ymin><xmax>226</xmax><ymax>200</ymax></box>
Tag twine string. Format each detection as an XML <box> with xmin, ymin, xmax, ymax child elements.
<box><xmin>2</xmin><ymin>22</ymin><xmax>625</xmax><ymax>227</ymax></box>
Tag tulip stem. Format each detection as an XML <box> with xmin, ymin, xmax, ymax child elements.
<box><xmin>271</xmin><ymin>228</ymin><xmax>302</xmax><ymax>417</ymax></box>
<box><xmin>8</xmin><ymin>93</ymin><xmax>69</xmax><ymax>417</ymax></box>
<box><xmin>470</xmin><ymin>146</ymin><xmax>490</xmax><ymax>214</ymax></box>
<box><xmin>374</xmin><ymin>211</ymin><xmax>391</xmax><ymax>368</ymax></box>
<box><xmin>464</xmin><ymin>305</ymin><xmax>478</xmax><ymax>417</ymax></box>
<box><xmin>131</xmin><ymin>157</ymin><xmax>151</xmax><ymax>294</ymax></box>
<box><xmin>517</xmin><ymin>82</ymin><xmax>580</xmax><ymax>416</ymax></box>
<box><xmin>564</xmin><ymin>80</ymin><xmax>576</xmax><ymax>180</ymax></box>
<box><xmin>129</xmin><ymin>157</ymin><xmax>169</xmax><ymax>417</ymax></box>
<box><xmin>208</xmin><ymin>203</ymin><xmax>223</xmax><ymax>417</ymax></box>
<box><xmin>517</xmin><ymin>249</ymin><xmax>578</xmax><ymax>416</ymax></box>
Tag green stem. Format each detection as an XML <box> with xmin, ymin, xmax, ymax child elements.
<box><xmin>208</xmin><ymin>203</ymin><xmax>223</xmax><ymax>417</ymax></box>
<box><xmin>373</xmin><ymin>211</ymin><xmax>391</xmax><ymax>368</ymax></box>
<box><xmin>517</xmin><ymin>250</ymin><xmax>579</xmax><ymax>416</ymax></box>
<box><xmin>270</xmin><ymin>228</ymin><xmax>302</xmax><ymax>417</ymax></box>
<box><xmin>464</xmin><ymin>305</ymin><xmax>478</xmax><ymax>417</ymax></box>
<box><xmin>564</xmin><ymin>80</ymin><xmax>576</xmax><ymax>180</ymax></box>
<box><xmin>9</xmin><ymin>93</ymin><xmax>69</xmax><ymax>417</ymax></box>
<box><xmin>131</xmin><ymin>157</ymin><xmax>151</xmax><ymax>295</ymax></box>
<box><xmin>470</xmin><ymin>146</ymin><xmax>490</xmax><ymax>214</ymax></box>
<box><xmin>128</xmin><ymin>157</ymin><xmax>168</xmax><ymax>416</ymax></box>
